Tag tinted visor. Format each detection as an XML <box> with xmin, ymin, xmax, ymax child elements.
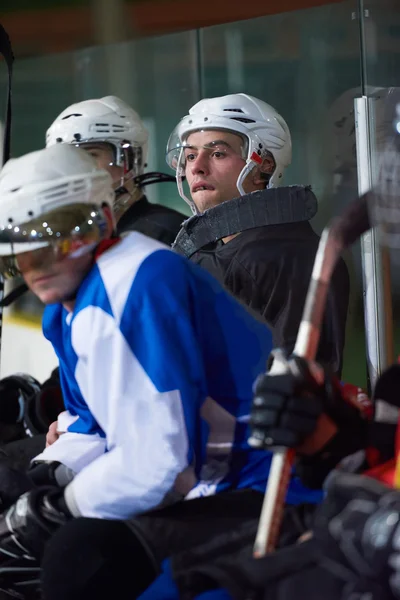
<box><xmin>0</xmin><ymin>203</ymin><xmax>108</xmax><ymax>278</ymax></box>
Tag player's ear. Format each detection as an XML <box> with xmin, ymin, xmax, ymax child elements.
<box><xmin>252</xmin><ymin>155</ymin><xmax>275</xmax><ymax>186</ymax></box>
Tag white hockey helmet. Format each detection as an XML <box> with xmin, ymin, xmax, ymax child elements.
<box><xmin>46</xmin><ymin>96</ymin><xmax>149</xmax><ymax>215</ymax></box>
<box><xmin>166</xmin><ymin>93</ymin><xmax>292</xmax><ymax>211</ymax></box>
<box><xmin>0</xmin><ymin>144</ymin><xmax>114</xmax><ymax>276</ymax></box>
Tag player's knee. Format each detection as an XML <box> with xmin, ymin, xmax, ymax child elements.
<box><xmin>41</xmin><ymin>517</ymin><xmax>158</xmax><ymax>600</ymax></box>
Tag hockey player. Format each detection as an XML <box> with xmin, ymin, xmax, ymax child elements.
<box><xmin>0</xmin><ymin>96</ymin><xmax>187</xmax><ymax>463</ymax></box>
<box><xmin>152</xmin><ymin>110</ymin><xmax>400</xmax><ymax>600</ymax></box>
<box><xmin>0</xmin><ymin>143</ymin><xmax>323</xmax><ymax>600</ymax></box>
<box><xmin>167</xmin><ymin>94</ymin><xmax>349</xmax><ymax>375</ymax></box>
<box><xmin>46</xmin><ymin>95</ymin><xmax>186</xmax><ymax>243</ymax></box>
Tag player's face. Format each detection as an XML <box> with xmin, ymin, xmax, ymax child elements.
<box><xmin>185</xmin><ymin>130</ymin><xmax>255</xmax><ymax>212</ymax></box>
<box><xmin>82</xmin><ymin>144</ymin><xmax>123</xmax><ymax>186</ymax></box>
<box><xmin>17</xmin><ymin>246</ymin><xmax>93</xmax><ymax>306</ymax></box>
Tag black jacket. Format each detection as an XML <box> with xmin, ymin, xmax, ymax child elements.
<box><xmin>189</xmin><ymin>221</ymin><xmax>349</xmax><ymax>376</ymax></box>
<box><xmin>117</xmin><ymin>195</ymin><xmax>186</xmax><ymax>245</ymax></box>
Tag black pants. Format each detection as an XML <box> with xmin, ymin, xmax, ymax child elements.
<box><xmin>40</xmin><ymin>490</ymin><xmax>315</xmax><ymax>600</ymax></box>
<box><xmin>174</xmin><ymin>535</ymin><xmax>344</xmax><ymax>600</ymax></box>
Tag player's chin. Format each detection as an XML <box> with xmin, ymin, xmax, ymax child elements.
<box><xmin>32</xmin><ymin>284</ymin><xmax>70</xmax><ymax>305</ymax></box>
<box><xmin>193</xmin><ymin>191</ymin><xmax>221</xmax><ymax>212</ymax></box>
<box><xmin>35</xmin><ymin>290</ymin><xmax>63</xmax><ymax>305</ymax></box>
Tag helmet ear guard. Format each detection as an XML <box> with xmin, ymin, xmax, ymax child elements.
<box><xmin>248</xmin><ymin>150</ymin><xmax>276</xmax><ymax>186</ymax></box>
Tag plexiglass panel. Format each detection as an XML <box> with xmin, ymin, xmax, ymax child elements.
<box><xmin>199</xmin><ymin>2</ymin><xmax>366</xmax><ymax>384</ymax></box>
<box><xmin>361</xmin><ymin>0</ymin><xmax>400</xmax><ymax>371</ymax></box>
<box><xmin>0</xmin><ymin>3</ymin><xmax>376</xmax><ymax>386</ymax></box>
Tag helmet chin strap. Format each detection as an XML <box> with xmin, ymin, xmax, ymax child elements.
<box><xmin>0</xmin><ymin>283</ymin><xmax>28</xmax><ymax>308</ymax></box>
<box><xmin>237</xmin><ymin>156</ymin><xmax>277</xmax><ymax>195</ymax></box>
<box><xmin>236</xmin><ymin>160</ymin><xmax>257</xmax><ymax>196</ymax></box>
<box><xmin>113</xmin><ymin>185</ymin><xmax>143</xmax><ymax>222</ymax></box>
<box><xmin>134</xmin><ymin>172</ymin><xmax>177</xmax><ymax>188</ymax></box>
<box><xmin>114</xmin><ymin>170</ymin><xmax>181</xmax><ymax>219</ymax></box>
<box><xmin>177</xmin><ymin>173</ymin><xmax>199</xmax><ymax>215</ymax></box>
<box><xmin>174</xmin><ymin>147</ymin><xmax>199</xmax><ymax>215</ymax></box>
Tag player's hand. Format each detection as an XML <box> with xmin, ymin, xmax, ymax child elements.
<box><xmin>46</xmin><ymin>421</ymin><xmax>61</xmax><ymax>447</ymax></box>
<box><xmin>248</xmin><ymin>355</ymin><xmax>330</xmax><ymax>451</ymax></box>
<box><xmin>0</xmin><ymin>486</ymin><xmax>71</xmax><ymax>560</ymax></box>
<box><xmin>248</xmin><ymin>353</ymin><xmax>371</xmax><ymax>460</ymax></box>
<box><xmin>314</xmin><ymin>471</ymin><xmax>400</xmax><ymax>599</ymax></box>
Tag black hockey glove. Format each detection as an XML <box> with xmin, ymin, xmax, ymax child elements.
<box><xmin>373</xmin><ymin>363</ymin><xmax>400</xmax><ymax>410</ymax></box>
<box><xmin>249</xmin><ymin>352</ymin><xmax>371</xmax><ymax>489</ymax></box>
<box><xmin>314</xmin><ymin>471</ymin><xmax>400</xmax><ymax>600</ymax></box>
<box><xmin>0</xmin><ymin>370</ymin><xmax>64</xmax><ymax>439</ymax></box>
<box><xmin>249</xmin><ymin>352</ymin><xmax>369</xmax><ymax>452</ymax></box>
<box><xmin>0</xmin><ymin>374</ymin><xmax>41</xmax><ymax>443</ymax></box>
<box><xmin>249</xmin><ymin>354</ymin><xmax>326</xmax><ymax>449</ymax></box>
<box><xmin>0</xmin><ymin>486</ymin><xmax>71</xmax><ymax>561</ymax></box>
<box><xmin>28</xmin><ymin>460</ymin><xmax>75</xmax><ymax>488</ymax></box>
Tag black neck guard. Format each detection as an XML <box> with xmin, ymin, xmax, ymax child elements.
<box><xmin>173</xmin><ymin>185</ymin><xmax>317</xmax><ymax>258</ymax></box>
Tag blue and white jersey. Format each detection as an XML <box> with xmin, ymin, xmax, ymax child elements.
<box><xmin>36</xmin><ymin>232</ymin><xmax>322</xmax><ymax>519</ymax></box>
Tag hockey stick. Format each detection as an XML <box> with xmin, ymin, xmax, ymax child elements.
<box><xmin>252</xmin><ymin>193</ymin><xmax>371</xmax><ymax>557</ymax></box>
<box><xmin>0</xmin><ymin>25</ymin><xmax>13</xmax><ymax>166</ymax></box>
<box><xmin>0</xmin><ymin>29</ymin><xmax>30</xmax><ymax>319</ymax></box>
<box><xmin>0</xmin><ymin>24</ymin><xmax>14</xmax><ymax>357</ymax></box>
